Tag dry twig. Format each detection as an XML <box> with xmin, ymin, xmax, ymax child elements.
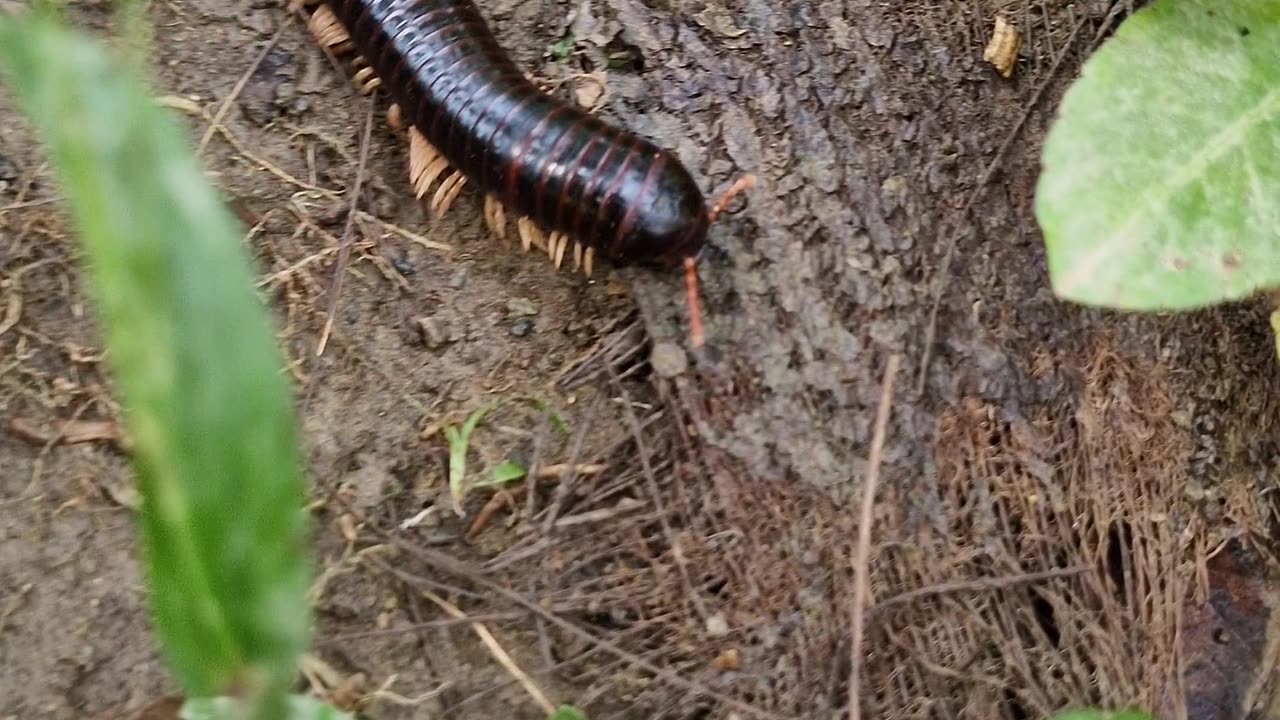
<box><xmin>381</xmin><ymin>538</ymin><xmax>783</xmax><ymax>720</ymax></box>
<box><xmin>848</xmin><ymin>354</ymin><xmax>900</xmax><ymax>720</ymax></box>
<box><xmin>197</xmin><ymin>26</ymin><xmax>285</xmax><ymax>156</ymax></box>
<box><xmin>7</xmin><ymin>416</ymin><xmax>125</xmax><ymax>448</ymax></box>
<box><xmin>916</xmin><ymin>10</ymin><xmax>1095</xmax><ymax>395</ymax></box>
<box><xmin>868</xmin><ymin>566</ymin><xmax>1090</xmax><ymax>613</ymax></box>
<box><xmin>419</xmin><ymin>589</ymin><xmax>556</xmax><ymax>716</ymax></box>
<box><xmin>316</xmin><ymin>96</ymin><xmax>376</xmax><ymax>356</ymax></box>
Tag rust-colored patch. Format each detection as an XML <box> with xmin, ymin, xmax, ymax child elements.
<box><xmin>1167</xmin><ymin>540</ymin><xmax>1277</xmax><ymax>720</ymax></box>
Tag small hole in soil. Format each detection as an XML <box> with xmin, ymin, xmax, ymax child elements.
<box><xmin>1002</xmin><ymin>688</ymin><xmax>1030</xmax><ymax>720</ymax></box>
<box><xmin>582</xmin><ymin>609</ymin><xmax>630</xmax><ymax>631</ymax></box>
<box><xmin>1104</xmin><ymin>522</ymin><xmax>1133</xmax><ymax>596</ymax></box>
<box><xmin>1030</xmin><ymin>589</ymin><xmax>1061</xmax><ymax>647</ymax></box>
<box><xmin>603</xmin><ymin>36</ymin><xmax>646</xmax><ymax>72</ymax></box>
<box><xmin>704</xmin><ymin>576</ymin><xmax>729</xmax><ymax>596</ymax></box>
<box><xmin>684</xmin><ymin>705</ymin><xmax>713</xmax><ymax>720</ymax></box>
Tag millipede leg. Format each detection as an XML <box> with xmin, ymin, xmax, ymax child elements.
<box><xmin>483</xmin><ymin>195</ymin><xmax>507</xmax><ymax>240</ymax></box>
<box><xmin>408</xmin><ymin>128</ymin><xmax>439</xmax><ymax>173</ymax></box>
<box><xmin>583</xmin><ymin>247</ymin><xmax>594</xmax><ymax>278</ymax></box>
<box><xmin>306</xmin><ymin>4</ymin><xmax>352</xmax><ymax>51</ymax></box>
<box><xmin>386</xmin><ymin>104</ymin><xmax>404</xmax><ymax>131</ymax></box>
<box><xmin>556</xmin><ymin>237</ymin><xmax>571</xmax><ymax>269</ymax></box>
<box><xmin>409</xmin><ymin>128</ymin><xmax>454</xmax><ymax>200</ymax></box>
<box><xmin>432</xmin><ymin>172</ymin><xmax>468</xmax><ymax>216</ymax></box>
<box><xmin>517</xmin><ymin>216</ymin><xmax>547</xmax><ymax>253</ymax></box>
<box><xmin>546</xmin><ymin>232</ymin><xmax>563</xmax><ymax>263</ymax></box>
<box><xmin>572</xmin><ymin>241</ymin><xmax>583</xmax><ymax>272</ymax></box>
<box><xmin>684</xmin><ymin>257</ymin><xmax>706</xmax><ymax>349</ymax></box>
<box><xmin>353</xmin><ymin>64</ymin><xmax>382</xmax><ymax>94</ymax></box>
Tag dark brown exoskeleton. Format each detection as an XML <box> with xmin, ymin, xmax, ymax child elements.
<box><xmin>293</xmin><ymin>0</ymin><xmax>754</xmax><ymax>346</ymax></box>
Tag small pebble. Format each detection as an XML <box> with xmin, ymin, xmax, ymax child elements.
<box><xmin>510</xmin><ymin>318</ymin><xmax>534</xmax><ymax>337</ymax></box>
<box><xmin>274</xmin><ymin>80</ymin><xmax>297</xmax><ymax>106</ymax></box>
<box><xmin>506</xmin><ymin>297</ymin><xmax>539</xmax><ymax>317</ymax></box>
<box><xmin>650</xmin><ymin>341</ymin><xmax>689</xmax><ymax>378</ymax></box>
<box><xmin>416</xmin><ymin>316</ymin><xmax>447</xmax><ymax>349</ymax></box>
<box><xmin>449</xmin><ymin>268</ymin><xmax>468</xmax><ymax>289</ymax></box>
<box><xmin>239</xmin><ymin>9</ymin><xmax>275</xmax><ymax>36</ymax></box>
<box><xmin>705</xmin><ymin>613</ymin><xmax>730</xmax><ymax>637</ymax></box>
<box><xmin>0</xmin><ymin>154</ymin><xmax>16</xmax><ymax>194</ymax></box>
<box><xmin>0</xmin><ymin>154</ymin><xmax>16</xmax><ymax>182</ymax></box>
<box><xmin>391</xmin><ymin>254</ymin><xmax>416</xmax><ymax>276</ymax></box>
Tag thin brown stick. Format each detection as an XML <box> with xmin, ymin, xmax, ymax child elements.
<box><xmin>603</xmin><ymin>362</ymin><xmax>706</xmax><ymax>621</ymax></box>
<box><xmin>915</xmin><ymin>10</ymin><xmax>1094</xmax><ymax>396</ymax></box>
<box><xmin>381</xmin><ymin>538</ymin><xmax>784</xmax><ymax>720</ymax></box>
<box><xmin>419</xmin><ymin>589</ymin><xmax>556</xmax><ymax>716</ymax></box>
<box><xmin>540</xmin><ymin>392</ymin><xmax>605</xmax><ymax>533</ymax></box>
<box><xmin>198</xmin><ymin>26</ymin><xmax>284</xmax><ymax>156</ymax></box>
<box><xmin>314</xmin><ymin>612</ymin><xmax>528</xmax><ymax>644</ymax></box>
<box><xmin>7</xmin><ymin>417</ymin><xmax>124</xmax><ymax>448</ymax></box>
<box><xmin>316</xmin><ymin>96</ymin><xmax>375</xmax><ymax>357</ymax></box>
<box><xmin>524</xmin><ymin>413</ymin><xmax>553</xmax><ymax>520</ymax></box>
<box><xmin>869</xmin><ymin>566</ymin><xmax>1090</xmax><ymax>613</ymax></box>
<box><xmin>848</xmin><ymin>353</ymin><xmax>900</xmax><ymax>720</ymax></box>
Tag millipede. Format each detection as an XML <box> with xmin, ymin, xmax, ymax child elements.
<box><xmin>287</xmin><ymin>0</ymin><xmax>754</xmax><ymax>348</ymax></box>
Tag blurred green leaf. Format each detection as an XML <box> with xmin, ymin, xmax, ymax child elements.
<box><xmin>0</xmin><ymin>8</ymin><xmax>310</xmax><ymax>709</ymax></box>
<box><xmin>182</xmin><ymin>695</ymin><xmax>353</xmax><ymax>720</ymax></box>
<box><xmin>446</xmin><ymin>396</ymin><xmax>567</xmax><ymax>512</ymax></box>
<box><xmin>446</xmin><ymin>401</ymin><xmax>501</xmax><ymax>514</ymax></box>
<box><xmin>484</xmin><ymin>459</ymin><xmax>528</xmax><ymax>487</ymax></box>
<box><xmin>1035</xmin><ymin>0</ymin><xmax>1280</xmax><ymax>310</ymax></box>
<box><xmin>548</xmin><ymin>705</ymin><xmax>588</xmax><ymax>720</ymax></box>
<box><xmin>518</xmin><ymin>396</ymin><xmax>570</xmax><ymax>435</ymax></box>
<box><xmin>550</xmin><ymin>33</ymin><xmax>575</xmax><ymax>60</ymax></box>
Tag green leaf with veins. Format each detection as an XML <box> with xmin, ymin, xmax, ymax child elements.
<box><xmin>1035</xmin><ymin>0</ymin><xmax>1280</xmax><ymax>310</ymax></box>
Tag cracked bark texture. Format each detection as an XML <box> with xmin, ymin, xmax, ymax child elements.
<box><xmin>576</xmin><ymin>0</ymin><xmax>1098</xmax><ymax>494</ymax></box>
<box><xmin>501</xmin><ymin>3</ymin><xmax>1280</xmax><ymax>713</ymax></box>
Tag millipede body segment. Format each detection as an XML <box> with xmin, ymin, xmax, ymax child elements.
<box><xmin>295</xmin><ymin>0</ymin><xmax>713</xmax><ymax>277</ymax></box>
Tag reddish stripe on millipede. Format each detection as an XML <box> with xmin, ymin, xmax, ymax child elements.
<box><xmin>319</xmin><ymin>0</ymin><xmax>713</xmax><ymax>270</ymax></box>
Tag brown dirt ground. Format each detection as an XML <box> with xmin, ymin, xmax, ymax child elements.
<box><xmin>2</xmin><ymin>1</ymin><xmax>1279</xmax><ymax>720</ymax></box>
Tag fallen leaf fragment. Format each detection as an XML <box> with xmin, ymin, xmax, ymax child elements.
<box><xmin>983</xmin><ymin>16</ymin><xmax>1020</xmax><ymax>78</ymax></box>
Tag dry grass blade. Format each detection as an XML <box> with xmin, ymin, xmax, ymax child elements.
<box><xmin>848</xmin><ymin>353</ymin><xmax>900</xmax><ymax>720</ymax></box>
<box><xmin>197</xmin><ymin>25</ymin><xmax>284</xmax><ymax>156</ymax></box>
<box><xmin>380</xmin><ymin>537</ymin><xmax>785</xmax><ymax>720</ymax></box>
<box><xmin>868</xmin><ymin>566</ymin><xmax>1090</xmax><ymax>613</ymax></box>
<box><xmin>419</xmin><ymin>589</ymin><xmax>556</xmax><ymax>716</ymax></box>
<box><xmin>315</xmin><ymin>99</ymin><xmax>374</xmax><ymax>356</ymax></box>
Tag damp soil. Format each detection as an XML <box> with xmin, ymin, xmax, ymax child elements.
<box><xmin>2</xmin><ymin>1</ymin><xmax>1278</xmax><ymax>719</ymax></box>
